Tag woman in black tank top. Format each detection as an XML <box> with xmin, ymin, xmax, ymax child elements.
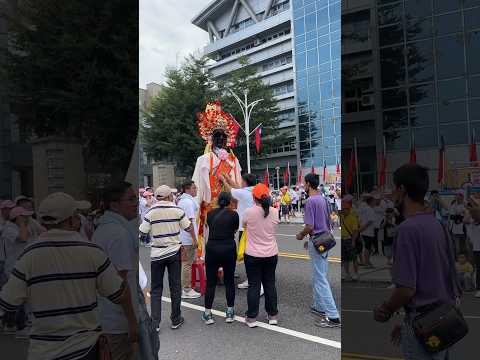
<box><xmin>202</xmin><ymin>192</ymin><xmax>239</xmax><ymax>325</ymax></box>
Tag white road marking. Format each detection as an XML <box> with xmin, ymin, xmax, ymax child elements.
<box><xmin>343</xmin><ymin>308</ymin><xmax>480</xmax><ymax>320</ymax></box>
<box><xmin>162</xmin><ymin>296</ymin><xmax>341</xmax><ymax>349</ymax></box>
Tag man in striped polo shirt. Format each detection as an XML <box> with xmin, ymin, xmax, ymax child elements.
<box><xmin>139</xmin><ymin>185</ymin><xmax>195</xmax><ymax>331</ymax></box>
<box><xmin>0</xmin><ymin>192</ymin><xmax>138</xmax><ymax>360</ymax></box>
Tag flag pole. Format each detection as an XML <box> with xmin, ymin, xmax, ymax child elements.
<box><xmin>354</xmin><ymin>137</ymin><xmax>360</xmax><ymax>199</ymax></box>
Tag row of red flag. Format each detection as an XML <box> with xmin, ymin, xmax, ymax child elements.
<box><xmin>262</xmin><ymin>161</ymin><xmax>341</xmax><ymax>187</ymax></box>
<box><xmin>230</xmin><ymin>120</ymin><xmax>263</xmax><ymax>153</ymax></box>
<box><xmin>345</xmin><ymin>131</ymin><xmax>478</xmax><ymax>191</ymax></box>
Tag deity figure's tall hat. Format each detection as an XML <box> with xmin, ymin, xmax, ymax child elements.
<box><xmin>196</xmin><ymin>101</ymin><xmax>238</xmax><ymax>148</ymax></box>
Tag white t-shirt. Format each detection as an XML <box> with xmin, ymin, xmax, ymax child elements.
<box><xmin>139</xmin><ymin>261</ymin><xmax>148</xmax><ymax>290</ymax></box>
<box><xmin>449</xmin><ymin>202</ymin><xmax>466</xmax><ymax>235</ymax></box>
<box><xmin>93</xmin><ymin>211</ymin><xmax>139</xmax><ymax>334</ymax></box>
<box><xmin>177</xmin><ymin>195</ymin><xmax>198</xmax><ymax>246</ymax></box>
<box><xmin>290</xmin><ymin>190</ymin><xmax>298</xmax><ymax>204</ymax></box>
<box><xmin>231</xmin><ymin>187</ymin><xmax>254</xmax><ymax>231</ymax></box>
<box><xmin>361</xmin><ymin>206</ymin><xmax>376</xmax><ymax>237</ymax></box>
<box><xmin>467</xmin><ymin>223</ymin><xmax>480</xmax><ymax>251</ymax></box>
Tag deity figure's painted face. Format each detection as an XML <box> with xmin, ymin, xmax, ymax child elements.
<box><xmin>212</xmin><ymin>129</ymin><xmax>227</xmax><ymax>149</ymax></box>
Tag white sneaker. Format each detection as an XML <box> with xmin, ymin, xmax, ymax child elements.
<box><xmin>238</xmin><ymin>280</ymin><xmax>249</xmax><ymax>289</ymax></box>
<box><xmin>475</xmin><ymin>291</ymin><xmax>480</xmax><ymax>298</ymax></box>
<box><xmin>260</xmin><ymin>284</ymin><xmax>264</xmax><ymax>296</ymax></box>
<box><xmin>387</xmin><ymin>284</ymin><xmax>396</xmax><ymax>289</ymax></box>
<box><xmin>182</xmin><ymin>289</ymin><xmax>201</xmax><ymax>299</ymax></box>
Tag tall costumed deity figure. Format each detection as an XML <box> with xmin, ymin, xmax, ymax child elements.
<box><xmin>192</xmin><ymin>102</ymin><xmax>242</xmax><ymax>257</ymax></box>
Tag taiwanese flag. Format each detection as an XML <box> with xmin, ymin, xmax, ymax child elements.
<box><xmin>255</xmin><ymin>125</ymin><xmax>262</xmax><ymax>153</ymax></box>
<box><xmin>379</xmin><ymin>136</ymin><xmax>387</xmax><ymax>187</ymax></box>
<box><xmin>264</xmin><ymin>164</ymin><xmax>269</xmax><ymax>186</ymax></box>
<box><xmin>438</xmin><ymin>135</ymin><xmax>445</xmax><ymax>184</ymax></box>
<box><xmin>409</xmin><ymin>132</ymin><xmax>417</xmax><ymax>164</ymax></box>
<box><xmin>469</xmin><ymin>128</ymin><xmax>477</xmax><ymax>163</ymax></box>
<box><xmin>346</xmin><ymin>148</ymin><xmax>356</xmax><ymax>190</ymax></box>
<box><xmin>230</xmin><ymin>120</ymin><xmax>241</xmax><ymax>148</ymax></box>
<box><xmin>323</xmin><ymin>161</ymin><xmax>328</xmax><ymax>183</ymax></box>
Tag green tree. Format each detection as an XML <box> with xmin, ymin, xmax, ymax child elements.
<box><xmin>1</xmin><ymin>0</ymin><xmax>137</xmax><ymax>175</ymax></box>
<box><xmin>215</xmin><ymin>56</ymin><xmax>285</xmax><ymax>170</ymax></box>
<box><xmin>142</xmin><ymin>55</ymin><xmax>286</xmax><ymax>176</ymax></box>
<box><xmin>141</xmin><ymin>56</ymin><xmax>215</xmax><ymax>176</ymax></box>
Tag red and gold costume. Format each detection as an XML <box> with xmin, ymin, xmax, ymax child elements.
<box><xmin>192</xmin><ymin>102</ymin><xmax>242</xmax><ymax>257</ymax></box>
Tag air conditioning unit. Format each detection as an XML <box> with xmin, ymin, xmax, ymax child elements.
<box><xmin>254</xmin><ymin>38</ymin><xmax>261</xmax><ymax>46</ymax></box>
<box><xmin>361</xmin><ymin>95</ymin><xmax>374</xmax><ymax>106</ymax></box>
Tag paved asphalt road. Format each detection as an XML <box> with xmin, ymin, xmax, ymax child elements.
<box><xmin>147</xmin><ymin>223</ymin><xmax>341</xmax><ymax>360</ymax></box>
<box><xmin>341</xmin><ymin>282</ymin><xmax>478</xmax><ymax>359</ymax></box>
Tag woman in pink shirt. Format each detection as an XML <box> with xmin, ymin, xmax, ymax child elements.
<box><xmin>242</xmin><ymin>183</ymin><xmax>279</xmax><ymax>328</ymax></box>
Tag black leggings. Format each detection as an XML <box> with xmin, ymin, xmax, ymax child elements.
<box><xmin>475</xmin><ymin>251</ymin><xmax>480</xmax><ymax>290</ymax></box>
<box><xmin>205</xmin><ymin>241</ymin><xmax>237</xmax><ymax>309</ymax></box>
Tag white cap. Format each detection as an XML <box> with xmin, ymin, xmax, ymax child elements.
<box><xmin>155</xmin><ymin>185</ymin><xmax>173</xmax><ymax>198</ymax></box>
<box><xmin>38</xmin><ymin>192</ymin><xmax>91</xmax><ymax>224</ymax></box>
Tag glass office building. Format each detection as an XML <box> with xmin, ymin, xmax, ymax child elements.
<box><xmin>378</xmin><ymin>0</ymin><xmax>480</xmax><ymax>151</ymax></box>
<box><xmin>292</xmin><ymin>0</ymin><xmax>341</xmax><ymax>170</ymax></box>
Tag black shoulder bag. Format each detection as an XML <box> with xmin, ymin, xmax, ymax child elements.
<box><xmin>310</xmin><ymin>197</ymin><xmax>336</xmax><ymax>254</ymax></box>
<box><xmin>411</xmin><ymin>224</ymin><xmax>469</xmax><ymax>353</ymax></box>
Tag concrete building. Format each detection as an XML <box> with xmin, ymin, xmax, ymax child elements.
<box><xmin>192</xmin><ymin>0</ymin><xmax>341</xmax><ymax>186</ymax></box>
<box><xmin>342</xmin><ymin>0</ymin><xmax>480</xmax><ymax>192</ymax></box>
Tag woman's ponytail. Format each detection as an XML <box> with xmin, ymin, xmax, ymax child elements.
<box><xmin>260</xmin><ymin>196</ymin><xmax>270</xmax><ymax>218</ymax></box>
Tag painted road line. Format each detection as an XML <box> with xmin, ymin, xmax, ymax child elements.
<box><xmin>342</xmin><ymin>353</ymin><xmax>402</xmax><ymax>360</ymax></box>
<box><xmin>278</xmin><ymin>251</ymin><xmax>341</xmax><ymax>263</ymax></box>
<box><xmin>162</xmin><ymin>296</ymin><xmax>341</xmax><ymax>349</ymax></box>
<box><xmin>342</xmin><ymin>309</ymin><xmax>480</xmax><ymax>320</ymax></box>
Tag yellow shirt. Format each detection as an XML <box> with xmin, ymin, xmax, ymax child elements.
<box><xmin>456</xmin><ymin>262</ymin><xmax>474</xmax><ymax>274</ymax></box>
<box><xmin>280</xmin><ymin>192</ymin><xmax>291</xmax><ymax>205</ymax></box>
<box><xmin>341</xmin><ymin>210</ymin><xmax>360</xmax><ymax>239</ymax></box>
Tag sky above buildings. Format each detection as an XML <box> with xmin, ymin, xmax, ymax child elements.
<box><xmin>139</xmin><ymin>0</ymin><xmax>211</xmax><ymax>88</ymax></box>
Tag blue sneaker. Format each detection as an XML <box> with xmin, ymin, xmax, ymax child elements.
<box><xmin>225</xmin><ymin>308</ymin><xmax>235</xmax><ymax>323</ymax></box>
<box><xmin>201</xmin><ymin>312</ymin><xmax>214</xmax><ymax>325</ymax></box>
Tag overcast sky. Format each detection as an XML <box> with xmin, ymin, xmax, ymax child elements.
<box><xmin>139</xmin><ymin>0</ymin><xmax>212</xmax><ymax>88</ymax></box>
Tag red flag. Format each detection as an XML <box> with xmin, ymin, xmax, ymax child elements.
<box><xmin>283</xmin><ymin>168</ymin><xmax>288</xmax><ymax>184</ymax></box>
<box><xmin>469</xmin><ymin>129</ymin><xmax>477</xmax><ymax>163</ymax></box>
<box><xmin>255</xmin><ymin>126</ymin><xmax>262</xmax><ymax>153</ymax></box>
<box><xmin>230</xmin><ymin>120</ymin><xmax>241</xmax><ymax>148</ymax></box>
<box><xmin>311</xmin><ymin>164</ymin><xmax>315</xmax><ymax>174</ymax></box>
<box><xmin>409</xmin><ymin>132</ymin><xmax>417</xmax><ymax>164</ymax></box>
<box><xmin>263</xmin><ymin>164</ymin><xmax>269</xmax><ymax>186</ymax></box>
<box><xmin>379</xmin><ymin>136</ymin><xmax>387</xmax><ymax>187</ymax></box>
<box><xmin>323</xmin><ymin>161</ymin><xmax>328</xmax><ymax>183</ymax></box>
<box><xmin>346</xmin><ymin>149</ymin><xmax>356</xmax><ymax>190</ymax></box>
<box><xmin>438</xmin><ymin>135</ymin><xmax>445</xmax><ymax>184</ymax></box>
<box><xmin>335</xmin><ymin>161</ymin><xmax>340</xmax><ymax>183</ymax></box>
<box><xmin>297</xmin><ymin>167</ymin><xmax>303</xmax><ymax>184</ymax></box>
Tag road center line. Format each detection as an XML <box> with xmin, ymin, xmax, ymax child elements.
<box><xmin>161</xmin><ymin>296</ymin><xmax>341</xmax><ymax>349</ymax></box>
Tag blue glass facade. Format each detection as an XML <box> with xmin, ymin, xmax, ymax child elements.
<box><xmin>292</xmin><ymin>0</ymin><xmax>341</xmax><ymax>170</ymax></box>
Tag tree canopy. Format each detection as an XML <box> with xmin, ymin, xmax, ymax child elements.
<box><xmin>141</xmin><ymin>55</ymin><xmax>285</xmax><ymax>176</ymax></box>
<box><xmin>1</xmin><ymin>0</ymin><xmax>138</xmax><ymax>172</ymax></box>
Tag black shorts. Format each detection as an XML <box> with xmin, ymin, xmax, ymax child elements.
<box><xmin>281</xmin><ymin>205</ymin><xmax>289</xmax><ymax>215</ymax></box>
<box><xmin>355</xmin><ymin>238</ymin><xmax>363</xmax><ymax>254</ymax></box>
<box><xmin>342</xmin><ymin>238</ymin><xmax>356</xmax><ymax>262</ymax></box>
<box><xmin>362</xmin><ymin>235</ymin><xmax>375</xmax><ymax>252</ymax></box>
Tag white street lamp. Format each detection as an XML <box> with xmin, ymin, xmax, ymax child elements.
<box><xmin>228</xmin><ymin>88</ymin><xmax>263</xmax><ymax>174</ymax></box>
<box><xmin>275</xmin><ymin>166</ymin><xmax>280</xmax><ymax>191</ymax></box>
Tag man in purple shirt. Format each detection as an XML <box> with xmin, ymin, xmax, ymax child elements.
<box><xmin>296</xmin><ymin>173</ymin><xmax>340</xmax><ymax>328</ymax></box>
<box><xmin>374</xmin><ymin>164</ymin><xmax>457</xmax><ymax>359</ymax></box>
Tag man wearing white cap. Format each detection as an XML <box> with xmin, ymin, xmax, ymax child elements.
<box><xmin>0</xmin><ymin>192</ymin><xmax>138</xmax><ymax>360</ymax></box>
<box><xmin>139</xmin><ymin>184</ymin><xmax>195</xmax><ymax>331</ymax></box>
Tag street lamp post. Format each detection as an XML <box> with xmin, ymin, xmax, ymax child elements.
<box><xmin>275</xmin><ymin>166</ymin><xmax>280</xmax><ymax>191</ymax></box>
<box><xmin>228</xmin><ymin>88</ymin><xmax>263</xmax><ymax>174</ymax></box>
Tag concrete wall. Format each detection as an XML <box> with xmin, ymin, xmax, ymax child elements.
<box><xmin>31</xmin><ymin>137</ymin><xmax>86</xmax><ymax>204</ymax></box>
